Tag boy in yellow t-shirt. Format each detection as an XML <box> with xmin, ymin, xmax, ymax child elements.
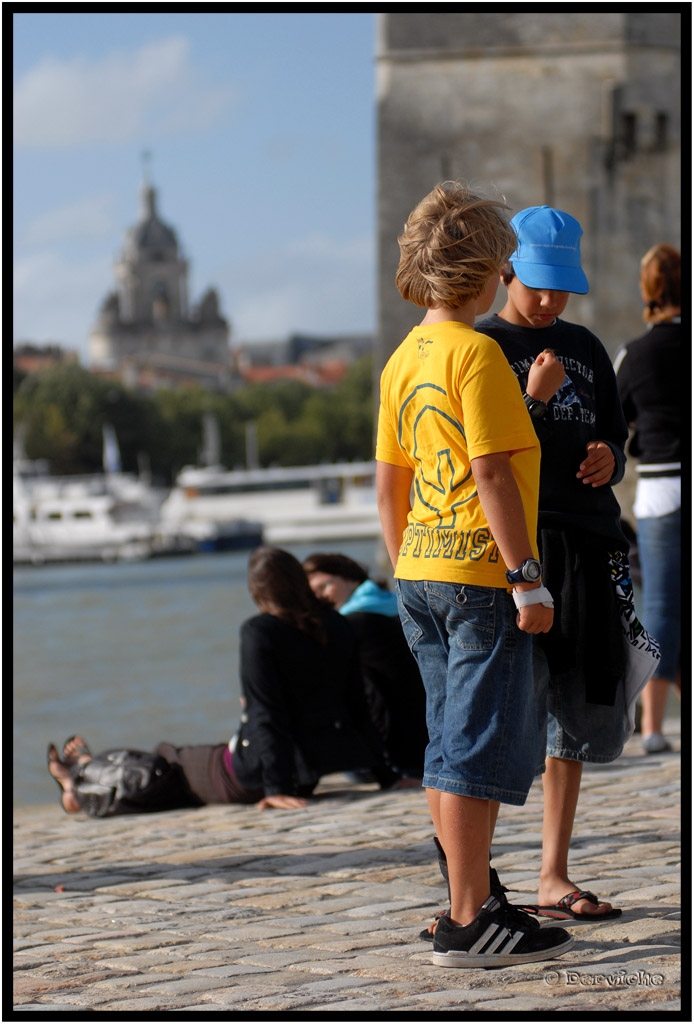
<box><xmin>376</xmin><ymin>181</ymin><xmax>573</xmax><ymax>969</ymax></box>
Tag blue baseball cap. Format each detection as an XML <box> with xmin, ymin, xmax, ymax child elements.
<box><xmin>509</xmin><ymin>206</ymin><xmax>589</xmax><ymax>294</ymax></box>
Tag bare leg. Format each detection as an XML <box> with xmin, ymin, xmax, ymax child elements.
<box><xmin>424</xmin><ymin>797</ymin><xmax>500</xmax><ymax>935</ymax></box>
<box><xmin>489</xmin><ymin>801</ymin><xmax>500</xmax><ymax>846</ymax></box>
<box><xmin>47</xmin><ymin>744</ymin><xmax>84</xmax><ymax>814</ymax></box>
<box><xmin>427</xmin><ymin>787</ymin><xmax>492</xmax><ymax>926</ymax></box>
<box><xmin>538</xmin><ymin>756</ymin><xmax>615</xmax><ymax>916</ymax></box>
<box><xmin>641</xmin><ymin>677</ymin><xmax>675</xmax><ymax>737</ymax></box>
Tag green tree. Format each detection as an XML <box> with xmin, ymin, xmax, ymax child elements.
<box><xmin>13</xmin><ymin>353</ymin><xmax>376</xmax><ymax>480</ymax></box>
<box><xmin>14</xmin><ymin>364</ymin><xmax>162</xmax><ymax>477</ymax></box>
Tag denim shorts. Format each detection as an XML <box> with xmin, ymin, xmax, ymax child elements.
<box><xmin>533</xmin><ymin>645</ymin><xmax>630</xmax><ymax>763</ymax></box>
<box><xmin>396</xmin><ymin>579</ymin><xmax>540</xmax><ymax>806</ymax></box>
<box><xmin>637</xmin><ymin>509</ymin><xmax>681</xmax><ymax>682</ymax></box>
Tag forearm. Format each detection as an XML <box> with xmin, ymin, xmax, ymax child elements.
<box><xmin>472</xmin><ymin>452</ymin><xmax>553</xmax><ymax>633</ymax></box>
<box><xmin>471</xmin><ymin>453</ymin><xmax>536</xmax><ymax>575</ymax></box>
<box><xmin>376</xmin><ymin>461</ymin><xmax>413</xmax><ymax>569</ymax></box>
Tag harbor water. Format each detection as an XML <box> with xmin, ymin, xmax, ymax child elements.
<box><xmin>13</xmin><ymin>538</ymin><xmax>383</xmax><ymax>808</ymax></box>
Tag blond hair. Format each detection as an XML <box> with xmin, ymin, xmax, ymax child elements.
<box><xmin>640</xmin><ymin>243</ymin><xmax>681</xmax><ymax>324</ymax></box>
<box><xmin>395</xmin><ymin>181</ymin><xmax>516</xmax><ymax>308</ymax></box>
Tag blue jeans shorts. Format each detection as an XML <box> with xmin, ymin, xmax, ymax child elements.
<box><xmin>396</xmin><ymin>579</ymin><xmax>540</xmax><ymax>806</ymax></box>
<box><xmin>637</xmin><ymin>509</ymin><xmax>681</xmax><ymax>682</ymax></box>
<box><xmin>534</xmin><ymin>644</ymin><xmax>630</xmax><ymax>764</ymax></box>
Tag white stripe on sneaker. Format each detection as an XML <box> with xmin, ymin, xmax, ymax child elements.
<box><xmin>480</xmin><ymin>926</ymin><xmax>511</xmax><ymax>954</ymax></box>
<box><xmin>468</xmin><ymin>923</ymin><xmax>505</xmax><ymax>954</ymax></box>
<box><xmin>468</xmin><ymin>923</ymin><xmax>523</xmax><ymax>956</ymax></box>
<box><xmin>498</xmin><ymin>930</ymin><xmax>524</xmax><ymax>954</ymax></box>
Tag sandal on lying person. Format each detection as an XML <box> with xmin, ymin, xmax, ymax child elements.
<box><xmin>62</xmin><ymin>736</ymin><xmax>91</xmax><ymax>764</ymax></box>
<box><xmin>518</xmin><ymin>889</ymin><xmax>622</xmax><ymax>921</ymax></box>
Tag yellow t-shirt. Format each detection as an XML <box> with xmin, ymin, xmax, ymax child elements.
<box><xmin>375</xmin><ymin>321</ymin><xmax>541</xmax><ymax>587</ymax></box>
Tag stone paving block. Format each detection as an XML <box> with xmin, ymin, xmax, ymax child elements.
<box><xmin>186</xmin><ymin>963</ymin><xmax>276</xmax><ymax>978</ymax></box>
<box><xmin>12</xmin><ymin>1002</ymin><xmax>88</xmax><ymax>1013</ymax></box>
<box><xmin>89</xmin><ymin>995</ymin><xmax>195</xmax><ymax>1011</ymax></box>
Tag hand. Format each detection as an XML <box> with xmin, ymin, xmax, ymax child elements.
<box><xmin>526</xmin><ymin>349</ymin><xmax>565</xmax><ymax>403</ymax></box>
<box><xmin>256</xmin><ymin>794</ymin><xmax>309</xmax><ymax>811</ymax></box>
<box><xmin>516</xmin><ymin>603</ymin><xmax>554</xmax><ymax>634</ymax></box>
<box><xmin>392</xmin><ymin>776</ymin><xmax>422</xmax><ymax>789</ymax></box>
<box><xmin>576</xmin><ymin>440</ymin><xmax>615</xmax><ymax>487</ymax></box>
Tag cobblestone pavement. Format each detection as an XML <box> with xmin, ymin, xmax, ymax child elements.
<box><xmin>13</xmin><ymin>723</ymin><xmax>682</xmax><ymax>1017</ymax></box>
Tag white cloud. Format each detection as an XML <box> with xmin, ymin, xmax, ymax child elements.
<box><xmin>14</xmin><ymin>36</ymin><xmax>239</xmax><ymax>149</ymax></box>
<box><xmin>21</xmin><ymin>194</ymin><xmax>117</xmax><ymax>246</ymax></box>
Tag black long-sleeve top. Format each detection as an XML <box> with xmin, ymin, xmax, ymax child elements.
<box><xmin>614</xmin><ymin>321</ymin><xmax>681</xmax><ymax>473</ymax></box>
<box><xmin>476</xmin><ymin>315</ymin><xmax>628</xmax><ymax>545</ymax></box>
<box><xmin>232</xmin><ymin>608</ymin><xmax>398</xmax><ymax>796</ymax></box>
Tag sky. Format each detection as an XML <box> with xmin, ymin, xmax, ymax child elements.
<box><xmin>13</xmin><ymin>12</ymin><xmax>378</xmax><ymax>364</ymax></box>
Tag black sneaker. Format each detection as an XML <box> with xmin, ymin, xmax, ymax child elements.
<box><xmin>420</xmin><ymin>840</ymin><xmax>539</xmax><ymax>940</ymax></box>
<box><xmin>432</xmin><ymin>895</ymin><xmax>574</xmax><ymax>968</ymax></box>
<box><xmin>489</xmin><ymin>866</ymin><xmax>514</xmax><ymax>904</ymax></box>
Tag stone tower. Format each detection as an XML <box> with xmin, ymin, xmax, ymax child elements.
<box><xmin>376</xmin><ymin>12</ymin><xmax>682</xmax><ymax>369</ymax></box>
<box><xmin>89</xmin><ymin>175</ymin><xmax>230</xmax><ymax>372</ymax></box>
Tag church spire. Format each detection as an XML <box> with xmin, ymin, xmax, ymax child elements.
<box><xmin>140</xmin><ymin>150</ymin><xmax>157</xmax><ymax>219</ymax></box>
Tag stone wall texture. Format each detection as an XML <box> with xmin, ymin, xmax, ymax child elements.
<box><xmin>376</xmin><ymin>12</ymin><xmax>682</xmax><ymax>370</ymax></box>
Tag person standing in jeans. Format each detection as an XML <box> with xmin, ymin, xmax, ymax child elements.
<box><xmin>614</xmin><ymin>244</ymin><xmax>681</xmax><ymax>754</ymax></box>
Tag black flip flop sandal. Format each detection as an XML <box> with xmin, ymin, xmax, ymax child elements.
<box><xmin>518</xmin><ymin>889</ymin><xmax>622</xmax><ymax>921</ymax></box>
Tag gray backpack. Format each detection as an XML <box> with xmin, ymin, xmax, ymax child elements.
<box><xmin>71</xmin><ymin>749</ymin><xmax>201</xmax><ymax>816</ymax></box>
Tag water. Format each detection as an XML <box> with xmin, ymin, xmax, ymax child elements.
<box><xmin>13</xmin><ymin>539</ymin><xmax>383</xmax><ymax>808</ymax></box>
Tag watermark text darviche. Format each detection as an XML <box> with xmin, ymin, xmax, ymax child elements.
<box><xmin>544</xmin><ymin>969</ymin><xmax>665</xmax><ymax>988</ymax></box>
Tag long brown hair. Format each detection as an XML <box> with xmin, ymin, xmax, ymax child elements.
<box><xmin>248</xmin><ymin>546</ymin><xmax>327</xmax><ymax>643</ymax></box>
<box><xmin>640</xmin><ymin>243</ymin><xmax>681</xmax><ymax>323</ymax></box>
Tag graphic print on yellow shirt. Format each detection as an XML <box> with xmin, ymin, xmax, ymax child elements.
<box><xmin>376</xmin><ymin>322</ymin><xmax>541</xmax><ymax>588</ymax></box>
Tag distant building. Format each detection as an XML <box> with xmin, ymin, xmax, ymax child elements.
<box><xmin>233</xmin><ymin>331</ymin><xmax>373</xmax><ymax>387</ymax></box>
<box><xmin>376</xmin><ymin>12</ymin><xmax>682</xmax><ymax>366</ymax></box>
<box><xmin>88</xmin><ymin>178</ymin><xmax>231</xmax><ymax>384</ymax></box>
<box><xmin>13</xmin><ymin>343</ymin><xmax>78</xmax><ymax>375</ymax></box>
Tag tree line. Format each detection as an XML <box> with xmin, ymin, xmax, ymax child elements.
<box><xmin>13</xmin><ymin>356</ymin><xmax>375</xmax><ymax>484</ymax></box>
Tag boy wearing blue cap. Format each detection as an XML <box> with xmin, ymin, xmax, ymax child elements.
<box><xmin>377</xmin><ymin>183</ymin><xmax>574</xmax><ymax>967</ymax></box>
<box><xmin>474</xmin><ymin>206</ymin><xmax>631</xmax><ymax>922</ymax></box>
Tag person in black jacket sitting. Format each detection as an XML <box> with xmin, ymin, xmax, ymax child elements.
<box><xmin>47</xmin><ymin>546</ymin><xmax>415</xmax><ymax>817</ymax></box>
<box><xmin>303</xmin><ymin>552</ymin><xmax>428</xmax><ymax>778</ymax></box>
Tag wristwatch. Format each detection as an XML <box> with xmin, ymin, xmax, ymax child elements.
<box><xmin>523</xmin><ymin>392</ymin><xmax>548</xmax><ymax>420</ymax></box>
<box><xmin>505</xmin><ymin>558</ymin><xmax>543</xmax><ymax>585</ymax></box>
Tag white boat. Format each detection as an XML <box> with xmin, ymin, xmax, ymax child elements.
<box><xmin>12</xmin><ymin>418</ymin><xmax>263</xmax><ymax>563</ymax></box>
<box><xmin>12</xmin><ymin>470</ymin><xmax>162</xmax><ymax>565</ymax></box>
<box><xmin>158</xmin><ymin>460</ymin><xmax>382</xmax><ymax>545</ymax></box>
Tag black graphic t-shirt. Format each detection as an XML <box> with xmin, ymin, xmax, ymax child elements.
<box><xmin>476</xmin><ymin>315</ymin><xmax>628</xmax><ymax>544</ymax></box>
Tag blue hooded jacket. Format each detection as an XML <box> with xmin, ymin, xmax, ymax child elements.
<box><xmin>339</xmin><ymin>579</ymin><xmax>398</xmax><ymax>617</ymax></box>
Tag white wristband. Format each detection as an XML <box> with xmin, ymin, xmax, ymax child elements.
<box><xmin>512</xmin><ymin>586</ymin><xmax>554</xmax><ymax>609</ymax></box>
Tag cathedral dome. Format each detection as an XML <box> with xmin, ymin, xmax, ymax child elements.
<box><xmin>124</xmin><ymin>185</ymin><xmax>179</xmax><ymax>260</ymax></box>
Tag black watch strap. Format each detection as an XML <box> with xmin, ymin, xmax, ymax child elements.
<box><xmin>523</xmin><ymin>392</ymin><xmax>548</xmax><ymax>419</ymax></box>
